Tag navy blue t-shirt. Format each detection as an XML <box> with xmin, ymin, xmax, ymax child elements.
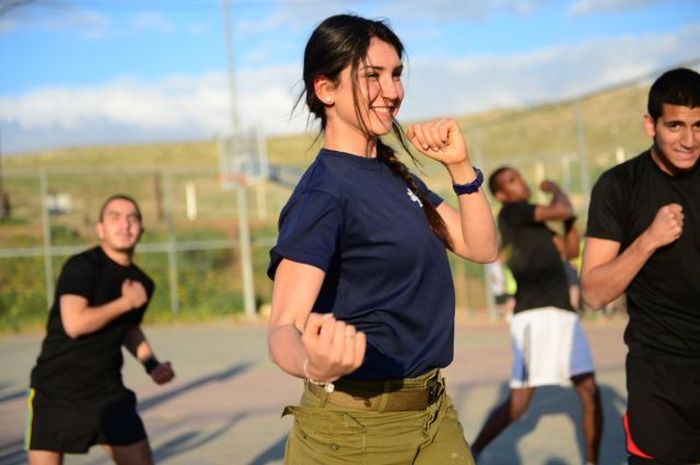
<box><xmin>268</xmin><ymin>148</ymin><xmax>455</xmax><ymax>380</ymax></box>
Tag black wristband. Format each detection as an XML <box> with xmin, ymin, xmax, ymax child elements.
<box><xmin>142</xmin><ymin>357</ymin><xmax>160</xmax><ymax>374</ymax></box>
<box><xmin>452</xmin><ymin>167</ymin><xmax>483</xmax><ymax>195</ymax></box>
<box><xmin>564</xmin><ymin>215</ymin><xmax>578</xmax><ymax>231</ymax></box>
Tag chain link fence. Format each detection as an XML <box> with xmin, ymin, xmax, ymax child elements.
<box><xmin>4</xmin><ymin>62</ymin><xmax>698</xmax><ymax>330</ymax></box>
<box><xmin>0</xmin><ymin>167</ymin><xmax>292</xmax><ymax>330</ymax></box>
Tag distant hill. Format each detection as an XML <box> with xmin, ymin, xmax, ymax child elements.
<box><xmin>0</xmin><ymin>82</ymin><xmax>653</xmax><ymax>328</ymax></box>
<box><xmin>4</xmin><ymin>82</ymin><xmax>650</xmax><ymax>177</ymax></box>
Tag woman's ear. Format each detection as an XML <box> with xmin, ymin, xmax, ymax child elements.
<box><xmin>313</xmin><ymin>76</ymin><xmax>335</xmax><ymax>106</ymax></box>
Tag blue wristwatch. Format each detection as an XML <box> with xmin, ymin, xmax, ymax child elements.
<box><xmin>452</xmin><ymin>167</ymin><xmax>483</xmax><ymax>195</ymax></box>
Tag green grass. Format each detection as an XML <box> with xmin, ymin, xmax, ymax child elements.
<box><xmin>1</xmin><ymin>82</ymin><xmax>652</xmax><ymax>331</ymax></box>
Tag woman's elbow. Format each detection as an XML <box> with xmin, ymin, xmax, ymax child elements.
<box><xmin>464</xmin><ymin>245</ymin><xmax>499</xmax><ymax>264</ymax></box>
<box><xmin>475</xmin><ymin>251</ymin><xmax>499</xmax><ymax>264</ymax></box>
<box><xmin>267</xmin><ymin>338</ymin><xmax>280</xmax><ymax>366</ymax></box>
<box><xmin>62</xmin><ymin>323</ymin><xmax>84</xmax><ymax>339</ymax></box>
<box><xmin>478</xmin><ymin>240</ymin><xmax>500</xmax><ymax>263</ymax></box>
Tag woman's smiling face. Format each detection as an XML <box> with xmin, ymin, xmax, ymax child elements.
<box><xmin>329</xmin><ymin>37</ymin><xmax>405</xmax><ymax>141</ymax></box>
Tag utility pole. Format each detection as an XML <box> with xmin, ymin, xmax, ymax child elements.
<box><xmin>0</xmin><ymin>126</ymin><xmax>9</xmax><ymax>221</ymax></box>
<box><xmin>574</xmin><ymin>99</ymin><xmax>591</xmax><ymax>213</ymax></box>
<box><xmin>222</xmin><ymin>0</ymin><xmax>256</xmax><ymax>320</ymax></box>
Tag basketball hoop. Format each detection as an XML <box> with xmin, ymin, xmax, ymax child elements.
<box><xmin>218</xmin><ymin>172</ymin><xmax>249</xmax><ymax>189</ymax></box>
<box><xmin>218</xmin><ymin>127</ymin><xmax>269</xmax><ymax>191</ymax></box>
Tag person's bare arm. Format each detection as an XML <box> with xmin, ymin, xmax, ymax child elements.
<box><xmin>581</xmin><ymin>203</ymin><xmax>684</xmax><ymax>309</ymax></box>
<box><xmin>268</xmin><ymin>259</ymin><xmax>366</xmax><ymax>383</ymax></box>
<box><xmin>434</xmin><ymin>186</ymin><xmax>499</xmax><ymax>263</ymax></box>
<box><xmin>562</xmin><ymin>218</ymin><xmax>580</xmax><ymax>260</ymax></box>
<box><xmin>60</xmin><ymin>279</ymin><xmax>146</xmax><ymax>339</ymax></box>
<box><xmin>533</xmin><ymin>180</ymin><xmax>574</xmax><ymax>222</ymax></box>
<box><xmin>123</xmin><ymin>325</ymin><xmax>175</xmax><ymax>385</ymax></box>
<box><xmin>406</xmin><ymin>118</ymin><xmax>498</xmax><ymax>263</ymax></box>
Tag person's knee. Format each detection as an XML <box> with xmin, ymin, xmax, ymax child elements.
<box><xmin>106</xmin><ymin>440</ymin><xmax>153</xmax><ymax>465</ymax></box>
<box><xmin>509</xmin><ymin>390</ymin><xmax>534</xmax><ymax>419</ymax></box>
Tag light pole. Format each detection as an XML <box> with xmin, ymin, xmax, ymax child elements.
<box><xmin>0</xmin><ymin>126</ymin><xmax>9</xmax><ymax>221</ymax></box>
<box><xmin>222</xmin><ymin>0</ymin><xmax>256</xmax><ymax>320</ymax></box>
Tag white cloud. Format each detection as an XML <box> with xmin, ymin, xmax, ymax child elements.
<box><xmin>381</xmin><ymin>0</ymin><xmax>548</xmax><ymax>22</ymax></box>
<box><xmin>186</xmin><ymin>21</ymin><xmax>211</xmax><ymax>35</ymax></box>
<box><xmin>235</xmin><ymin>0</ymin><xmax>359</xmax><ymax>36</ymax></box>
<box><xmin>234</xmin><ymin>0</ymin><xmax>548</xmax><ymax>41</ymax></box>
<box><xmin>0</xmin><ymin>18</ymin><xmax>17</xmax><ymax>34</ymax></box>
<box><xmin>43</xmin><ymin>9</ymin><xmax>112</xmax><ymax>38</ymax></box>
<box><xmin>570</xmin><ymin>0</ymin><xmax>663</xmax><ymax>14</ymax></box>
<box><xmin>0</xmin><ymin>64</ymin><xmax>307</xmax><ymax>153</ymax></box>
<box><xmin>0</xmin><ymin>5</ymin><xmax>112</xmax><ymax>38</ymax></box>
<box><xmin>131</xmin><ymin>12</ymin><xmax>175</xmax><ymax>34</ymax></box>
<box><xmin>401</xmin><ymin>22</ymin><xmax>700</xmax><ymax>120</ymax></box>
<box><xmin>1</xmin><ymin>22</ymin><xmax>699</xmax><ymax>153</ymax></box>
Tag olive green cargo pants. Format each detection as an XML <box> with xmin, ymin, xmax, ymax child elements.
<box><xmin>282</xmin><ymin>370</ymin><xmax>476</xmax><ymax>465</ymax></box>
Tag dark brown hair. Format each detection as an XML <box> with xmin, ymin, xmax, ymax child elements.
<box><xmin>298</xmin><ymin>14</ymin><xmax>450</xmax><ymax>245</ymax></box>
<box><xmin>648</xmin><ymin>67</ymin><xmax>700</xmax><ymax>120</ymax></box>
<box><xmin>99</xmin><ymin>194</ymin><xmax>142</xmax><ymax>222</ymax></box>
<box><xmin>488</xmin><ymin>166</ymin><xmax>512</xmax><ymax>196</ymax></box>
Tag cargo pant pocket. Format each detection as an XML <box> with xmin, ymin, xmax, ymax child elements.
<box><xmin>283</xmin><ymin>406</ymin><xmax>367</xmax><ymax>465</ymax></box>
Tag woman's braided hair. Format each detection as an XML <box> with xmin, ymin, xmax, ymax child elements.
<box><xmin>296</xmin><ymin>14</ymin><xmax>450</xmax><ymax>246</ymax></box>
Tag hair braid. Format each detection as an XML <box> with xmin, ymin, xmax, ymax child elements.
<box><xmin>376</xmin><ymin>138</ymin><xmax>451</xmax><ymax>247</ymax></box>
<box><xmin>297</xmin><ymin>15</ymin><xmax>451</xmax><ymax>248</ymax></box>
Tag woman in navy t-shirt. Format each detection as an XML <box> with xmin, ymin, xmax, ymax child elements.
<box><xmin>267</xmin><ymin>14</ymin><xmax>498</xmax><ymax>465</ymax></box>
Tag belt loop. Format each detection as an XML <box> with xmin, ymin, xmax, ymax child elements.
<box><xmin>306</xmin><ymin>380</ymin><xmax>329</xmax><ymax>407</ymax></box>
<box><xmin>377</xmin><ymin>391</ymin><xmax>389</xmax><ymax>413</ymax></box>
<box><xmin>318</xmin><ymin>384</ymin><xmax>329</xmax><ymax>407</ymax></box>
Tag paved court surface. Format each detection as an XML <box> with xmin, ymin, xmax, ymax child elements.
<box><xmin>0</xmin><ymin>316</ymin><xmax>629</xmax><ymax>465</ymax></box>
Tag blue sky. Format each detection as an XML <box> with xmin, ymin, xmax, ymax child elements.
<box><xmin>1</xmin><ymin>0</ymin><xmax>699</xmax><ymax>153</ymax></box>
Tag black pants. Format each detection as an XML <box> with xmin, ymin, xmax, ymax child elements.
<box><xmin>626</xmin><ymin>355</ymin><xmax>700</xmax><ymax>465</ymax></box>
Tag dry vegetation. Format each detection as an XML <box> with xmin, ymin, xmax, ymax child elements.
<box><xmin>1</xmin><ymin>83</ymin><xmax>652</xmax><ymax>329</ymax></box>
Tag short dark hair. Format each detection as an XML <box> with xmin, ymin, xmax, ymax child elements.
<box><xmin>99</xmin><ymin>194</ymin><xmax>142</xmax><ymax>222</ymax></box>
<box><xmin>648</xmin><ymin>67</ymin><xmax>700</xmax><ymax>120</ymax></box>
<box><xmin>488</xmin><ymin>166</ymin><xmax>512</xmax><ymax>196</ymax></box>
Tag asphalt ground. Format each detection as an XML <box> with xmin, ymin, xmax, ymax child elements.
<box><xmin>0</xmin><ymin>316</ymin><xmax>629</xmax><ymax>465</ymax></box>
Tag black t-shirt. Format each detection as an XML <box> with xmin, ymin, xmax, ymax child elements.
<box><xmin>498</xmin><ymin>202</ymin><xmax>573</xmax><ymax>313</ymax></box>
<box><xmin>587</xmin><ymin>150</ymin><xmax>700</xmax><ymax>366</ymax></box>
<box><xmin>268</xmin><ymin>148</ymin><xmax>455</xmax><ymax>380</ymax></box>
<box><xmin>30</xmin><ymin>246</ymin><xmax>155</xmax><ymax>399</ymax></box>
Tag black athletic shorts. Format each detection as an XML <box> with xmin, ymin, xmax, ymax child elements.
<box><xmin>626</xmin><ymin>354</ymin><xmax>700</xmax><ymax>465</ymax></box>
<box><xmin>25</xmin><ymin>387</ymin><xmax>147</xmax><ymax>453</ymax></box>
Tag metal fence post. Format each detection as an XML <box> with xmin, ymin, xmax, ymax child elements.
<box><xmin>222</xmin><ymin>0</ymin><xmax>256</xmax><ymax>320</ymax></box>
<box><xmin>562</xmin><ymin>153</ymin><xmax>572</xmax><ymax>192</ymax></box>
<box><xmin>574</xmin><ymin>99</ymin><xmax>591</xmax><ymax>212</ymax></box>
<box><xmin>39</xmin><ymin>168</ymin><xmax>54</xmax><ymax>309</ymax></box>
<box><xmin>236</xmin><ymin>182</ymin><xmax>256</xmax><ymax>319</ymax></box>
<box><xmin>164</xmin><ymin>172</ymin><xmax>180</xmax><ymax>313</ymax></box>
<box><xmin>470</xmin><ymin>126</ymin><xmax>497</xmax><ymax>320</ymax></box>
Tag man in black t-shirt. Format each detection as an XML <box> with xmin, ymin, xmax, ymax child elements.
<box><xmin>472</xmin><ymin>169</ymin><xmax>602</xmax><ymax>465</ymax></box>
<box><xmin>582</xmin><ymin>68</ymin><xmax>700</xmax><ymax>465</ymax></box>
<box><xmin>26</xmin><ymin>194</ymin><xmax>175</xmax><ymax>465</ymax></box>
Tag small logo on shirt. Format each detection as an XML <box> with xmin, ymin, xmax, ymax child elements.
<box><xmin>407</xmin><ymin>188</ymin><xmax>423</xmax><ymax>207</ymax></box>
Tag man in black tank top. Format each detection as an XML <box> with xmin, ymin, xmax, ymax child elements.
<box><xmin>472</xmin><ymin>168</ymin><xmax>602</xmax><ymax>465</ymax></box>
<box><xmin>582</xmin><ymin>68</ymin><xmax>700</xmax><ymax>465</ymax></box>
<box><xmin>26</xmin><ymin>195</ymin><xmax>175</xmax><ymax>465</ymax></box>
